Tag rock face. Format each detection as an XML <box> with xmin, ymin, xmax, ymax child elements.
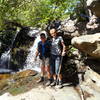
<box><xmin>71</xmin><ymin>33</ymin><xmax>100</xmax><ymax>58</ymax></box>
<box><xmin>87</xmin><ymin>0</ymin><xmax>100</xmax><ymax>17</ymax></box>
<box><xmin>79</xmin><ymin>67</ymin><xmax>100</xmax><ymax>100</ymax></box>
<box><xmin>61</xmin><ymin>18</ymin><xmax>80</xmax><ymax>38</ymax></box>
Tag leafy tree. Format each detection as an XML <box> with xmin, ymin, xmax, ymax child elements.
<box><xmin>0</xmin><ymin>0</ymin><xmax>81</xmax><ymax>30</ymax></box>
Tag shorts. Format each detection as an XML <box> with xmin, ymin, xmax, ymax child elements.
<box><xmin>50</xmin><ymin>54</ymin><xmax>61</xmax><ymax>75</ymax></box>
<box><xmin>40</xmin><ymin>57</ymin><xmax>50</xmax><ymax>67</ymax></box>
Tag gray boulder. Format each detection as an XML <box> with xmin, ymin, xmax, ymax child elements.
<box><xmin>71</xmin><ymin>33</ymin><xmax>100</xmax><ymax>58</ymax></box>
<box><xmin>61</xmin><ymin>18</ymin><xmax>80</xmax><ymax>38</ymax></box>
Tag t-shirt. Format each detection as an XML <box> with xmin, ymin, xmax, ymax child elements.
<box><xmin>38</xmin><ymin>40</ymin><xmax>51</xmax><ymax>59</ymax></box>
<box><xmin>51</xmin><ymin>36</ymin><xmax>64</xmax><ymax>55</ymax></box>
<box><xmin>41</xmin><ymin>43</ymin><xmax>45</xmax><ymax>57</ymax></box>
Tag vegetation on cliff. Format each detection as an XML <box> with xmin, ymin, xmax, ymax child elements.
<box><xmin>0</xmin><ymin>0</ymin><xmax>84</xmax><ymax>30</ymax></box>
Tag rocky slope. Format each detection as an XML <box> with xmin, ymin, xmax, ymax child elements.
<box><xmin>0</xmin><ymin>68</ymin><xmax>100</xmax><ymax>100</ymax></box>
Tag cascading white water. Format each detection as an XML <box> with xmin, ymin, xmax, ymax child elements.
<box><xmin>0</xmin><ymin>50</ymin><xmax>12</xmax><ymax>73</ymax></box>
<box><xmin>24</xmin><ymin>35</ymin><xmax>41</xmax><ymax>72</ymax></box>
<box><xmin>0</xmin><ymin>30</ymin><xmax>20</xmax><ymax>73</ymax></box>
<box><xmin>24</xmin><ymin>29</ymin><xmax>47</xmax><ymax>72</ymax></box>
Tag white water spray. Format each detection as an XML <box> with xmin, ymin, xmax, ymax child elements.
<box><xmin>0</xmin><ymin>50</ymin><xmax>11</xmax><ymax>73</ymax></box>
<box><xmin>0</xmin><ymin>30</ymin><xmax>19</xmax><ymax>73</ymax></box>
<box><xmin>24</xmin><ymin>35</ymin><xmax>41</xmax><ymax>72</ymax></box>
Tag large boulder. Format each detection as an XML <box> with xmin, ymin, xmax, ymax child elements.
<box><xmin>80</xmin><ymin>67</ymin><xmax>100</xmax><ymax>100</ymax></box>
<box><xmin>87</xmin><ymin>0</ymin><xmax>100</xmax><ymax>17</ymax></box>
<box><xmin>71</xmin><ymin>33</ymin><xmax>100</xmax><ymax>58</ymax></box>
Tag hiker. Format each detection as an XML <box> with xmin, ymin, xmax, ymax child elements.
<box><xmin>49</xmin><ymin>28</ymin><xmax>66</xmax><ymax>88</ymax></box>
<box><xmin>34</xmin><ymin>33</ymin><xmax>52</xmax><ymax>86</ymax></box>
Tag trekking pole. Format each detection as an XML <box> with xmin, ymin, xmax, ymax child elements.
<box><xmin>56</xmin><ymin>56</ymin><xmax>63</xmax><ymax>86</ymax></box>
<box><xmin>79</xmin><ymin>85</ymin><xmax>85</xmax><ymax>100</ymax></box>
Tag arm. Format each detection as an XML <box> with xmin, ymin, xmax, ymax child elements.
<box><xmin>35</xmin><ymin>48</ymin><xmax>39</xmax><ymax>58</ymax></box>
<box><xmin>59</xmin><ymin>36</ymin><xmax>66</xmax><ymax>56</ymax></box>
<box><xmin>34</xmin><ymin>49</ymin><xmax>39</xmax><ymax>61</ymax></box>
<box><xmin>34</xmin><ymin>42</ymin><xmax>40</xmax><ymax>60</ymax></box>
<box><xmin>61</xmin><ymin>42</ymin><xmax>66</xmax><ymax>56</ymax></box>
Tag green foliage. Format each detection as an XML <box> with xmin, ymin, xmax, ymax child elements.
<box><xmin>0</xmin><ymin>30</ymin><xmax>16</xmax><ymax>55</ymax></box>
<box><xmin>0</xmin><ymin>0</ymin><xmax>81</xmax><ymax>30</ymax></box>
<box><xmin>0</xmin><ymin>30</ymin><xmax>15</xmax><ymax>45</ymax></box>
<box><xmin>67</xmin><ymin>46</ymin><xmax>78</xmax><ymax>57</ymax></box>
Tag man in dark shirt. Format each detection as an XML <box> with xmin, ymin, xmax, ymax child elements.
<box><xmin>35</xmin><ymin>33</ymin><xmax>51</xmax><ymax>86</ymax></box>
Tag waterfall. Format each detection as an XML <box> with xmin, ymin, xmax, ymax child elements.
<box><xmin>10</xmin><ymin>30</ymin><xmax>19</xmax><ymax>49</ymax></box>
<box><xmin>0</xmin><ymin>30</ymin><xmax>19</xmax><ymax>73</ymax></box>
<box><xmin>24</xmin><ymin>30</ymin><xmax>47</xmax><ymax>72</ymax></box>
<box><xmin>24</xmin><ymin>35</ymin><xmax>41</xmax><ymax>72</ymax></box>
<box><xmin>0</xmin><ymin>50</ymin><xmax>12</xmax><ymax>73</ymax></box>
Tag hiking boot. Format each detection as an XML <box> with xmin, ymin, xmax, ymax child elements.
<box><xmin>45</xmin><ymin>79</ymin><xmax>52</xmax><ymax>86</ymax></box>
<box><xmin>37</xmin><ymin>77</ymin><xmax>44</xmax><ymax>83</ymax></box>
<box><xmin>50</xmin><ymin>80</ymin><xmax>56</xmax><ymax>86</ymax></box>
<box><xmin>57</xmin><ymin>81</ymin><xmax>63</xmax><ymax>89</ymax></box>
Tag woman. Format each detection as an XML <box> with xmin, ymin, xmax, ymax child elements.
<box><xmin>50</xmin><ymin>28</ymin><xmax>66</xmax><ymax>88</ymax></box>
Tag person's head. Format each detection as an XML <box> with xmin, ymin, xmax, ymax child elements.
<box><xmin>40</xmin><ymin>33</ymin><xmax>46</xmax><ymax>42</ymax></box>
<box><xmin>49</xmin><ymin>28</ymin><xmax>57</xmax><ymax>38</ymax></box>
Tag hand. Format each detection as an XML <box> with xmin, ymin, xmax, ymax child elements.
<box><xmin>62</xmin><ymin>51</ymin><xmax>66</xmax><ymax>56</ymax></box>
<box><xmin>34</xmin><ymin>57</ymin><xmax>37</xmax><ymax>61</ymax></box>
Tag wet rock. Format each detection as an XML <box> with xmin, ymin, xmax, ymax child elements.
<box><xmin>0</xmin><ymin>69</ymin><xmax>38</xmax><ymax>95</ymax></box>
<box><xmin>0</xmin><ymin>74</ymin><xmax>11</xmax><ymax>80</ymax></box>
<box><xmin>72</xmin><ymin>33</ymin><xmax>100</xmax><ymax>58</ymax></box>
<box><xmin>15</xmin><ymin>69</ymin><xmax>37</xmax><ymax>79</ymax></box>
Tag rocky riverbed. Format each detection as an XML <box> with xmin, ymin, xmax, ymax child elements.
<box><xmin>0</xmin><ymin>68</ymin><xmax>100</xmax><ymax>100</ymax></box>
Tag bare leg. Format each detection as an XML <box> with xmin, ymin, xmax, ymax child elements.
<box><xmin>45</xmin><ymin>66</ymin><xmax>52</xmax><ymax>86</ymax></box>
<box><xmin>45</xmin><ymin>66</ymin><xmax>51</xmax><ymax>79</ymax></box>
<box><xmin>53</xmin><ymin>74</ymin><xmax>56</xmax><ymax>80</ymax></box>
<box><xmin>41</xmin><ymin>66</ymin><xmax>45</xmax><ymax>77</ymax></box>
<box><xmin>37</xmin><ymin>66</ymin><xmax>45</xmax><ymax>83</ymax></box>
<box><xmin>58</xmin><ymin>74</ymin><xmax>62</xmax><ymax>81</ymax></box>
